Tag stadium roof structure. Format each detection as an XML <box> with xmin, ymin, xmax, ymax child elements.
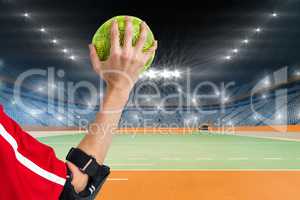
<box><xmin>0</xmin><ymin>0</ymin><xmax>299</xmax><ymax>86</ymax></box>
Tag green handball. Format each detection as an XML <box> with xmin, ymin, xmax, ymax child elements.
<box><xmin>92</xmin><ymin>16</ymin><xmax>156</xmax><ymax>72</ymax></box>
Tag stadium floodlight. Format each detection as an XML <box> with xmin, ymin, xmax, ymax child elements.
<box><xmin>62</xmin><ymin>48</ymin><xmax>69</xmax><ymax>53</ymax></box>
<box><xmin>271</xmin><ymin>12</ymin><xmax>278</xmax><ymax>17</ymax></box>
<box><xmin>51</xmin><ymin>39</ymin><xmax>58</xmax><ymax>44</ymax></box>
<box><xmin>242</xmin><ymin>39</ymin><xmax>249</xmax><ymax>44</ymax></box>
<box><xmin>23</xmin><ymin>12</ymin><xmax>30</xmax><ymax>18</ymax></box>
<box><xmin>40</xmin><ymin>27</ymin><xmax>46</xmax><ymax>32</ymax></box>
<box><xmin>146</xmin><ymin>69</ymin><xmax>157</xmax><ymax>79</ymax></box>
<box><xmin>31</xmin><ymin>110</ymin><xmax>39</xmax><ymax>116</ymax></box>
<box><xmin>143</xmin><ymin>69</ymin><xmax>182</xmax><ymax>79</ymax></box>
<box><xmin>253</xmin><ymin>115</ymin><xmax>258</xmax><ymax>120</ymax></box>
<box><xmin>37</xmin><ymin>86</ymin><xmax>44</xmax><ymax>92</ymax></box>
<box><xmin>232</xmin><ymin>49</ymin><xmax>239</xmax><ymax>53</ymax></box>
<box><xmin>225</xmin><ymin>56</ymin><xmax>232</xmax><ymax>60</ymax></box>
<box><xmin>162</xmin><ymin>69</ymin><xmax>171</xmax><ymax>79</ymax></box>
<box><xmin>57</xmin><ymin>115</ymin><xmax>64</xmax><ymax>121</ymax></box>
<box><xmin>156</xmin><ymin>104</ymin><xmax>162</xmax><ymax>110</ymax></box>
<box><xmin>262</xmin><ymin>77</ymin><xmax>271</xmax><ymax>87</ymax></box>
<box><xmin>255</xmin><ymin>28</ymin><xmax>261</xmax><ymax>32</ymax></box>
<box><xmin>173</xmin><ymin>70</ymin><xmax>181</xmax><ymax>78</ymax></box>
<box><xmin>295</xmin><ymin>71</ymin><xmax>300</xmax><ymax>76</ymax></box>
<box><xmin>222</xmin><ymin>96</ymin><xmax>229</xmax><ymax>103</ymax></box>
<box><xmin>276</xmin><ymin>113</ymin><xmax>282</xmax><ymax>120</ymax></box>
<box><xmin>133</xmin><ymin>114</ymin><xmax>139</xmax><ymax>120</ymax></box>
<box><xmin>192</xmin><ymin>97</ymin><xmax>197</xmax><ymax>104</ymax></box>
<box><xmin>69</xmin><ymin>55</ymin><xmax>76</xmax><ymax>60</ymax></box>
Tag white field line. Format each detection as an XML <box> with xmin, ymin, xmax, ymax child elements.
<box><xmin>160</xmin><ymin>157</ymin><xmax>182</xmax><ymax>161</ymax></box>
<box><xmin>128</xmin><ymin>157</ymin><xmax>148</xmax><ymax>161</ymax></box>
<box><xmin>102</xmin><ymin>165</ymin><xmax>300</xmax><ymax>182</ymax></box>
<box><xmin>234</xmin><ymin>134</ymin><xmax>300</xmax><ymax>142</ymax></box>
<box><xmin>41</xmin><ymin>141</ymin><xmax>298</xmax><ymax>145</ymax></box>
<box><xmin>108</xmin><ymin>157</ymin><xmax>297</xmax><ymax>162</ymax></box>
<box><xmin>110</xmin><ymin>163</ymin><xmax>155</xmax><ymax>167</ymax></box>
<box><xmin>263</xmin><ymin>157</ymin><xmax>283</xmax><ymax>160</ymax></box>
<box><xmin>228</xmin><ymin>157</ymin><xmax>249</xmax><ymax>161</ymax></box>
<box><xmin>108</xmin><ymin>178</ymin><xmax>129</xmax><ymax>181</ymax></box>
<box><xmin>196</xmin><ymin>158</ymin><xmax>214</xmax><ymax>161</ymax></box>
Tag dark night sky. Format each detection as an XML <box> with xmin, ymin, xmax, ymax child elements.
<box><xmin>0</xmin><ymin>0</ymin><xmax>299</xmax><ymax>86</ymax></box>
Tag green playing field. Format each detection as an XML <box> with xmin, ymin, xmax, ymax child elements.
<box><xmin>38</xmin><ymin>133</ymin><xmax>300</xmax><ymax>170</ymax></box>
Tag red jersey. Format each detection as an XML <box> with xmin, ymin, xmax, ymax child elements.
<box><xmin>0</xmin><ymin>105</ymin><xmax>67</xmax><ymax>199</ymax></box>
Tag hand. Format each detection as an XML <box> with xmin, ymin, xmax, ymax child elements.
<box><xmin>70</xmin><ymin>17</ymin><xmax>157</xmax><ymax>194</ymax></box>
<box><xmin>89</xmin><ymin>16</ymin><xmax>157</xmax><ymax>93</ymax></box>
<box><xmin>67</xmin><ymin>162</ymin><xmax>89</xmax><ymax>193</ymax></box>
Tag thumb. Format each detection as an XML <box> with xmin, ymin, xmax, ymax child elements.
<box><xmin>66</xmin><ymin>162</ymin><xmax>89</xmax><ymax>193</ymax></box>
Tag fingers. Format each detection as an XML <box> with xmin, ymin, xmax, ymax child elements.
<box><xmin>89</xmin><ymin>44</ymin><xmax>102</xmax><ymax>74</ymax></box>
<box><xmin>135</xmin><ymin>22</ymin><xmax>148</xmax><ymax>52</ymax></box>
<box><xmin>143</xmin><ymin>40</ymin><xmax>158</xmax><ymax>61</ymax></box>
<box><xmin>110</xmin><ymin>19</ymin><xmax>120</xmax><ymax>54</ymax></box>
<box><xmin>66</xmin><ymin>162</ymin><xmax>89</xmax><ymax>193</ymax></box>
<box><xmin>123</xmin><ymin>16</ymin><xmax>133</xmax><ymax>50</ymax></box>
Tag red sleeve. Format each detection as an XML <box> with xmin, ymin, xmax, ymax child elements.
<box><xmin>0</xmin><ymin>105</ymin><xmax>67</xmax><ymax>200</ymax></box>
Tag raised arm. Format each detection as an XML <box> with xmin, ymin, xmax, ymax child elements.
<box><xmin>67</xmin><ymin>16</ymin><xmax>157</xmax><ymax>193</ymax></box>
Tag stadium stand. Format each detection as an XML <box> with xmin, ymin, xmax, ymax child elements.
<box><xmin>0</xmin><ymin>73</ymin><xmax>300</xmax><ymax>128</ymax></box>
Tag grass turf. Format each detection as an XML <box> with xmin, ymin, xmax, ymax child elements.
<box><xmin>38</xmin><ymin>133</ymin><xmax>300</xmax><ymax>170</ymax></box>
